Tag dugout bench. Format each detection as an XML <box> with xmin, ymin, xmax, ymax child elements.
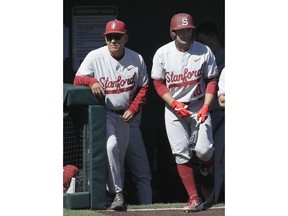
<box><xmin>63</xmin><ymin>83</ymin><xmax>107</xmax><ymax>210</ymax></box>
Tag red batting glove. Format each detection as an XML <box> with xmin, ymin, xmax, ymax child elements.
<box><xmin>170</xmin><ymin>100</ymin><xmax>191</xmax><ymax>118</ymax></box>
<box><xmin>197</xmin><ymin>104</ymin><xmax>209</xmax><ymax>123</ymax></box>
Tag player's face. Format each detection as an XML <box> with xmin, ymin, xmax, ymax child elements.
<box><xmin>106</xmin><ymin>34</ymin><xmax>124</xmax><ymax>42</ymax></box>
<box><xmin>105</xmin><ymin>34</ymin><xmax>128</xmax><ymax>58</ymax></box>
<box><xmin>174</xmin><ymin>28</ymin><xmax>193</xmax><ymax>44</ymax></box>
<box><xmin>105</xmin><ymin>34</ymin><xmax>127</xmax><ymax>48</ymax></box>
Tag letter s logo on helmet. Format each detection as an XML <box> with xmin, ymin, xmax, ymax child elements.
<box><xmin>170</xmin><ymin>13</ymin><xmax>196</xmax><ymax>40</ymax></box>
<box><xmin>182</xmin><ymin>18</ymin><xmax>188</xmax><ymax>26</ymax></box>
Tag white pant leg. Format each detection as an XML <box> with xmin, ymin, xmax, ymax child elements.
<box><xmin>164</xmin><ymin>100</ymin><xmax>214</xmax><ymax>164</ymax></box>
<box><xmin>126</xmin><ymin>126</ymin><xmax>152</xmax><ymax>204</ymax></box>
<box><xmin>106</xmin><ymin>112</ymin><xmax>129</xmax><ymax>194</ymax></box>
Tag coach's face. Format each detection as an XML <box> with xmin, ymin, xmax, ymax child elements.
<box><xmin>105</xmin><ymin>33</ymin><xmax>128</xmax><ymax>59</ymax></box>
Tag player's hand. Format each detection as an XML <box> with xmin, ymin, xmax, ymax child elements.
<box><xmin>218</xmin><ymin>95</ymin><xmax>225</xmax><ymax>108</ymax></box>
<box><xmin>121</xmin><ymin>110</ymin><xmax>135</xmax><ymax>122</ymax></box>
<box><xmin>170</xmin><ymin>100</ymin><xmax>191</xmax><ymax>118</ymax></box>
<box><xmin>197</xmin><ymin>104</ymin><xmax>209</xmax><ymax>123</ymax></box>
<box><xmin>90</xmin><ymin>82</ymin><xmax>106</xmax><ymax>96</ymax></box>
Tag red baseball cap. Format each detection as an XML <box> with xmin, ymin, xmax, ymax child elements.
<box><xmin>104</xmin><ymin>19</ymin><xmax>127</xmax><ymax>35</ymax></box>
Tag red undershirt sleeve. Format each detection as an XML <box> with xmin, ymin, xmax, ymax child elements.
<box><xmin>153</xmin><ymin>79</ymin><xmax>169</xmax><ymax>97</ymax></box>
<box><xmin>128</xmin><ymin>84</ymin><xmax>149</xmax><ymax>115</ymax></box>
<box><xmin>73</xmin><ymin>76</ymin><xmax>98</xmax><ymax>88</ymax></box>
<box><xmin>205</xmin><ymin>80</ymin><xmax>218</xmax><ymax>95</ymax></box>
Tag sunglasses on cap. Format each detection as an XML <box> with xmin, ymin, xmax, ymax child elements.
<box><xmin>106</xmin><ymin>34</ymin><xmax>123</xmax><ymax>41</ymax></box>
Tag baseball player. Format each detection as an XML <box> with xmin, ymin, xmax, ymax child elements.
<box><xmin>151</xmin><ymin>13</ymin><xmax>219</xmax><ymax>212</ymax></box>
<box><xmin>218</xmin><ymin>67</ymin><xmax>225</xmax><ymax>108</ymax></box>
<box><xmin>73</xmin><ymin>19</ymin><xmax>149</xmax><ymax>211</ymax></box>
<box><xmin>125</xmin><ymin>109</ymin><xmax>153</xmax><ymax>204</ymax></box>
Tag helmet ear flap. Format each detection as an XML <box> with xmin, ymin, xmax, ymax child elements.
<box><xmin>171</xmin><ymin>31</ymin><xmax>176</xmax><ymax>40</ymax></box>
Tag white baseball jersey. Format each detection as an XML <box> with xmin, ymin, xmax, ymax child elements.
<box><xmin>217</xmin><ymin>67</ymin><xmax>225</xmax><ymax>97</ymax></box>
<box><xmin>151</xmin><ymin>41</ymin><xmax>218</xmax><ymax>102</ymax></box>
<box><xmin>76</xmin><ymin>46</ymin><xmax>149</xmax><ymax>110</ymax></box>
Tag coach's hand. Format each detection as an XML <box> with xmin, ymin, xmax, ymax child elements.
<box><xmin>90</xmin><ymin>82</ymin><xmax>106</xmax><ymax>96</ymax></box>
<box><xmin>197</xmin><ymin>104</ymin><xmax>209</xmax><ymax>123</ymax></box>
<box><xmin>170</xmin><ymin>100</ymin><xmax>191</xmax><ymax>118</ymax></box>
<box><xmin>121</xmin><ymin>110</ymin><xmax>135</xmax><ymax>123</ymax></box>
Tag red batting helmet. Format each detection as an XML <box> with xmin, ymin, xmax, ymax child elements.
<box><xmin>104</xmin><ymin>19</ymin><xmax>127</xmax><ymax>35</ymax></box>
<box><xmin>170</xmin><ymin>13</ymin><xmax>196</xmax><ymax>39</ymax></box>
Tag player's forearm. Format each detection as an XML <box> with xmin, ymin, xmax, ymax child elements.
<box><xmin>153</xmin><ymin>79</ymin><xmax>175</xmax><ymax>105</ymax></box>
<box><xmin>161</xmin><ymin>92</ymin><xmax>176</xmax><ymax>106</ymax></box>
<box><xmin>73</xmin><ymin>75</ymin><xmax>98</xmax><ymax>88</ymax></box>
<box><xmin>204</xmin><ymin>79</ymin><xmax>217</xmax><ymax>107</ymax></box>
<box><xmin>203</xmin><ymin>93</ymin><xmax>215</xmax><ymax>107</ymax></box>
<box><xmin>205</xmin><ymin>80</ymin><xmax>218</xmax><ymax>95</ymax></box>
<box><xmin>153</xmin><ymin>79</ymin><xmax>169</xmax><ymax>97</ymax></box>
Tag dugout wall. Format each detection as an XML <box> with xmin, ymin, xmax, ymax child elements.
<box><xmin>63</xmin><ymin>83</ymin><xmax>107</xmax><ymax>209</ymax></box>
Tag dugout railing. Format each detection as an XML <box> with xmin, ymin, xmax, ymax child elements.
<box><xmin>63</xmin><ymin>83</ymin><xmax>107</xmax><ymax>210</ymax></box>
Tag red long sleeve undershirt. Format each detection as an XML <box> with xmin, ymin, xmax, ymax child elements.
<box><xmin>128</xmin><ymin>84</ymin><xmax>149</xmax><ymax>114</ymax></box>
<box><xmin>73</xmin><ymin>76</ymin><xmax>98</xmax><ymax>88</ymax></box>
